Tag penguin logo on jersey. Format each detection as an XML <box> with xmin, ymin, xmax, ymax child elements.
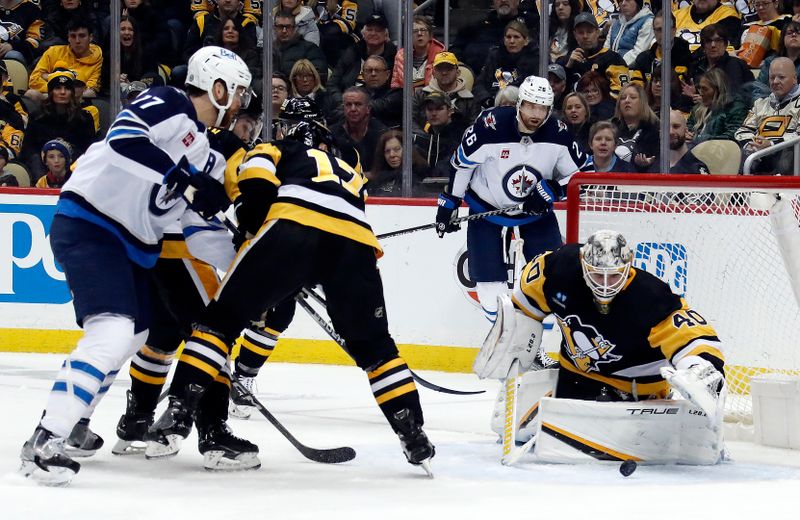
<box><xmin>503</xmin><ymin>164</ymin><xmax>541</xmax><ymax>201</ymax></box>
<box><xmin>559</xmin><ymin>315</ymin><xmax>621</xmax><ymax>373</ymax></box>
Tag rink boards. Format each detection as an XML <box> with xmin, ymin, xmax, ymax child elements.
<box><xmin>0</xmin><ymin>190</ymin><xmax>568</xmax><ymax>372</ymax></box>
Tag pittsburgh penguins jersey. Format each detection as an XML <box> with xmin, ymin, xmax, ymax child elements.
<box><xmin>674</xmin><ymin>4</ymin><xmax>741</xmax><ymax>52</ymax></box>
<box><xmin>236</xmin><ymin>139</ymin><xmax>382</xmax><ymax>256</ymax></box>
<box><xmin>512</xmin><ymin>244</ymin><xmax>724</xmax><ymax>399</ymax></box>
<box><xmin>562</xmin><ymin>46</ymin><xmax>629</xmax><ymax>98</ymax></box>
<box><xmin>734</xmin><ymin>87</ymin><xmax>800</xmax><ymax>146</ymax></box>
<box><xmin>449</xmin><ymin>106</ymin><xmax>591</xmax><ymax>226</ymax></box>
<box><xmin>57</xmin><ymin>86</ymin><xmax>230</xmax><ymax>269</ymax></box>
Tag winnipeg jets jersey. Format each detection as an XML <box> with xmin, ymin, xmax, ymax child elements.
<box><xmin>57</xmin><ymin>86</ymin><xmax>230</xmax><ymax>269</ymax></box>
<box><xmin>450</xmin><ymin>106</ymin><xmax>590</xmax><ymax>225</ymax></box>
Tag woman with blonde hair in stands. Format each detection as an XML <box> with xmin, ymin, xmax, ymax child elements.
<box><xmin>687</xmin><ymin>68</ymin><xmax>748</xmax><ymax>144</ymax></box>
<box><xmin>288</xmin><ymin>58</ymin><xmax>338</xmax><ymax>121</ymax></box>
<box><xmin>474</xmin><ymin>20</ymin><xmax>540</xmax><ymax>107</ymax></box>
<box><xmin>613</xmin><ymin>82</ymin><xmax>660</xmax><ymax>170</ymax></box>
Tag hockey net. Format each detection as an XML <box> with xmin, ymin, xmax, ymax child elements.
<box><xmin>566</xmin><ymin>173</ymin><xmax>800</xmax><ymax>424</ymax></box>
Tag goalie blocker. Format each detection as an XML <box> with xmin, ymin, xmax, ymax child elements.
<box><xmin>473</xmin><ymin>230</ymin><xmax>727</xmax><ymax>465</ymax></box>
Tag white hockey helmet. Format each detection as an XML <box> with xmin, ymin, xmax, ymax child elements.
<box><xmin>186</xmin><ymin>45</ymin><xmax>253</xmax><ymax>126</ymax></box>
<box><xmin>580</xmin><ymin>229</ymin><xmax>633</xmax><ymax>311</ymax></box>
<box><xmin>516</xmin><ymin>75</ymin><xmax>555</xmax><ymax>129</ymax></box>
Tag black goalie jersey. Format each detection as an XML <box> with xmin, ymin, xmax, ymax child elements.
<box><xmin>235</xmin><ymin>139</ymin><xmax>381</xmax><ymax>256</ymax></box>
<box><xmin>512</xmin><ymin>244</ymin><xmax>725</xmax><ymax>399</ymax></box>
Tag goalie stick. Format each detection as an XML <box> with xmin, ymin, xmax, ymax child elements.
<box><xmin>376</xmin><ymin>204</ymin><xmax>526</xmax><ymax>240</ymax></box>
<box><xmin>230</xmin><ymin>378</ymin><xmax>356</xmax><ymax>464</ymax></box>
<box><xmin>298</xmin><ymin>287</ymin><xmax>485</xmax><ymax>396</ymax></box>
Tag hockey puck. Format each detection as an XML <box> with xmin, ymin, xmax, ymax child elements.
<box><xmin>619</xmin><ymin>460</ymin><xmax>638</xmax><ymax>477</ymax></box>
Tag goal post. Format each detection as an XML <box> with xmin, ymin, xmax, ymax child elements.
<box><xmin>565</xmin><ymin>173</ymin><xmax>800</xmax><ymax>423</ymax></box>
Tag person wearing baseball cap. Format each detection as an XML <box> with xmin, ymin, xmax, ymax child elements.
<box><xmin>547</xmin><ymin>63</ymin><xmax>568</xmax><ymax>113</ymax></box>
<box><xmin>413</xmin><ymin>50</ymin><xmax>480</xmax><ymax>129</ymax></box>
<box><xmin>413</xmin><ymin>90</ymin><xmax>464</xmax><ymax>183</ymax></box>
<box><xmin>561</xmin><ymin>11</ymin><xmax>628</xmax><ymax>97</ymax></box>
<box><xmin>328</xmin><ymin>10</ymin><xmax>397</xmax><ymax>96</ymax></box>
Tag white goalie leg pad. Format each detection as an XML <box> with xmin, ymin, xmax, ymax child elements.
<box><xmin>491</xmin><ymin>368</ymin><xmax>558</xmax><ymax>443</ymax></box>
<box><xmin>473</xmin><ymin>294</ymin><xmax>544</xmax><ymax>380</ymax></box>
<box><xmin>531</xmin><ymin>398</ymin><xmax>724</xmax><ymax>465</ymax></box>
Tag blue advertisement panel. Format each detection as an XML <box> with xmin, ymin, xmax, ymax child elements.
<box><xmin>0</xmin><ymin>193</ymin><xmax>71</xmax><ymax>304</ymax></box>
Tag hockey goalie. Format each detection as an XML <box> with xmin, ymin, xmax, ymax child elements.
<box><xmin>473</xmin><ymin>229</ymin><xmax>727</xmax><ymax>466</ymax></box>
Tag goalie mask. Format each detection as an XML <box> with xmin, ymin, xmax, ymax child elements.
<box><xmin>580</xmin><ymin>230</ymin><xmax>632</xmax><ymax>312</ymax></box>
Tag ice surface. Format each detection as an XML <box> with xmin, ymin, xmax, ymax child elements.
<box><xmin>2</xmin><ymin>353</ymin><xmax>799</xmax><ymax>520</ymax></box>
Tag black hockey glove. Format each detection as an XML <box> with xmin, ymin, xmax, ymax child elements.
<box><xmin>436</xmin><ymin>192</ymin><xmax>462</xmax><ymax>238</ymax></box>
<box><xmin>523</xmin><ymin>179</ymin><xmax>562</xmax><ymax>215</ymax></box>
<box><xmin>164</xmin><ymin>156</ymin><xmax>230</xmax><ymax>220</ymax></box>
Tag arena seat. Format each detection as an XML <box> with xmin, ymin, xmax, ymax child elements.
<box><xmin>692</xmin><ymin>140</ymin><xmax>742</xmax><ymax>175</ymax></box>
<box><xmin>4</xmin><ymin>161</ymin><xmax>31</xmax><ymax>187</ymax></box>
<box><xmin>3</xmin><ymin>59</ymin><xmax>29</xmax><ymax>94</ymax></box>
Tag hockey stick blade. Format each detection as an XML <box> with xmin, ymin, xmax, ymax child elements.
<box><xmin>231</xmin><ymin>380</ymin><xmax>356</xmax><ymax>464</ymax></box>
<box><xmin>501</xmin><ymin>434</ymin><xmax>537</xmax><ymax>467</ymax></box>
<box><xmin>408</xmin><ymin>370</ymin><xmax>484</xmax><ymax>395</ymax></box>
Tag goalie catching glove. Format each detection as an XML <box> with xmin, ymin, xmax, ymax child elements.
<box><xmin>660</xmin><ymin>357</ymin><xmax>726</xmax><ymax>426</ymax></box>
<box><xmin>473</xmin><ymin>294</ymin><xmax>545</xmax><ymax>379</ymax></box>
<box><xmin>163</xmin><ymin>156</ymin><xmax>231</xmax><ymax>220</ymax></box>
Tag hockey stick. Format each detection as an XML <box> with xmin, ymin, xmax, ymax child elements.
<box><xmin>500</xmin><ymin>359</ymin><xmax>522</xmax><ymax>466</ymax></box>
<box><xmin>376</xmin><ymin>204</ymin><xmax>525</xmax><ymax>241</ymax></box>
<box><xmin>230</xmin><ymin>378</ymin><xmax>356</xmax><ymax>464</ymax></box>
<box><xmin>298</xmin><ymin>287</ymin><xmax>486</xmax><ymax>396</ymax></box>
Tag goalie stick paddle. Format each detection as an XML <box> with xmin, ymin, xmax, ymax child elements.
<box><xmin>298</xmin><ymin>288</ymin><xmax>486</xmax><ymax>396</ymax></box>
<box><xmin>230</xmin><ymin>379</ymin><xmax>356</xmax><ymax>464</ymax></box>
<box><xmin>376</xmin><ymin>204</ymin><xmax>526</xmax><ymax>241</ymax></box>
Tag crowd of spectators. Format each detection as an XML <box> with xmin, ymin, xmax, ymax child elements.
<box><xmin>1</xmin><ymin>0</ymin><xmax>798</xmax><ymax>192</ymax></box>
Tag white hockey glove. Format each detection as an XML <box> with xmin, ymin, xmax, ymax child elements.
<box><xmin>660</xmin><ymin>357</ymin><xmax>725</xmax><ymax>426</ymax></box>
<box><xmin>473</xmin><ymin>294</ymin><xmax>544</xmax><ymax>379</ymax></box>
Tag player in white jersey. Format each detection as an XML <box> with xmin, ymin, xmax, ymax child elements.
<box><xmin>436</xmin><ymin>75</ymin><xmax>591</xmax><ymax>322</ymax></box>
<box><xmin>18</xmin><ymin>46</ymin><xmax>252</xmax><ymax>487</ymax></box>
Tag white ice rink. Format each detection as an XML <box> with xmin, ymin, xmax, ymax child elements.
<box><xmin>2</xmin><ymin>352</ymin><xmax>800</xmax><ymax>520</ymax></box>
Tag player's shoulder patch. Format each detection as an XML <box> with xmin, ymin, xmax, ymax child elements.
<box><xmin>471</xmin><ymin>106</ymin><xmax>520</xmax><ymax>144</ymax></box>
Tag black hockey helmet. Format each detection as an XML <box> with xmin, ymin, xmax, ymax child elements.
<box><xmin>284</xmin><ymin>119</ymin><xmax>338</xmax><ymax>155</ymax></box>
<box><xmin>278</xmin><ymin>97</ymin><xmax>325</xmax><ymax>125</ymax></box>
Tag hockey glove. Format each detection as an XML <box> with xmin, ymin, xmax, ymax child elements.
<box><xmin>660</xmin><ymin>358</ymin><xmax>725</xmax><ymax>426</ymax></box>
<box><xmin>436</xmin><ymin>192</ymin><xmax>462</xmax><ymax>238</ymax></box>
<box><xmin>523</xmin><ymin>179</ymin><xmax>562</xmax><ymax>215</ymax></box>
<box><xmin>164</xmin><ymin>156</ymin><xmax>231</xmax><ymax>220</ymax></box>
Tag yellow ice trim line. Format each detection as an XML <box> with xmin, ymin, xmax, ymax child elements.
<box><xmin>0</xmin><ymin>329</ymin><xmax>480</xmax><ymax>372</ymax></box>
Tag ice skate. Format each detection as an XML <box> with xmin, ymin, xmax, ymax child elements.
<box><xmin>390</xmin><ymin>408</ymin><xmax>435</xmax><ymax>478</ymax></box>
<box><xmin>112</xmin><ymin>390</ymin><xmax>154</xmax><ymax>455</ymax></box>
<box><xmin>198</xmin><ymin>419</ymin><xmax>260</xmax><ymax>471</ymax></box>
<box><xmin>19</xmin><ymin>426</ymin><xmax>80</xmax><ymax>487</ymax></box>
<box><xmin>65</xmin><ymin>418</ymin><xmax>104</xmax><ymax>458</ymax></box>
<box><xmin>228</xmin><ymin>374</ymin><xmax>258</xmax><ymax>420</ymax></box>
<box><xmin>144</xmin><ymin>383</ymin><xmax>204</xmax><ymax>459</ymax></box>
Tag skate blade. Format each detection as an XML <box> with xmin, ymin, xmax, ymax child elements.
<box><xmin>112</xmin><ymin>439</ymin><xmax>147</xmax><ymax>456</ymax></box>
<box><xmin>228</xmin><ymin>402</ymin><xmax>252</xmax><ymax>420</ymax></box>
<box><xmin>144</xmin><ymin>434</ymin><xmax>183</xmax><ymax>459</ymax></box>
<box><xmin>18</xmin><ymin>460</ymin><xmax>77</xmax><ymax>487</ymax></box>
<box><xmin>419</xmin><ymin>458</ymin><xmax>434</xmax><ymax>478</ymax></box>
<box><xmin>64</xmin><ymin>446</ymin><xmax>99</xmax><ymax>458</ymax></box>
<box><xmin>202</xmin><ymin>450</ymin><xmax>261</xmax><ymax>471</ymax></box>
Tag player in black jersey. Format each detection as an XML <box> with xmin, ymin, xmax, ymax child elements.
<box><xmin>475</xmin><ymin>229</ymin><xmax>726</xmax><ymax>428</ymax></box>
<box><xmin>146</xmin><ymin>115</ymin><xmax>435</xmax><ymax>474</ymax></box>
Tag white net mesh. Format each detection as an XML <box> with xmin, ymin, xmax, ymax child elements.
<box><xmin>569</xmin><ymin>175</ymin><xmax>800</xmax><ymax>423</ymax></box>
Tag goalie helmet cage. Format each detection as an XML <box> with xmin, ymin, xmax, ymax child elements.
<box><xmin>565</xmin><ymin>173</ymin><xmax>800</xmax><ymax>424</ymax></box>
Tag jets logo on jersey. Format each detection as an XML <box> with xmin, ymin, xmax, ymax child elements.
<box><xmin>503</xmin><ymin>164</ymin><xmax>540</xmax><ymax>201</ymax></box>
<box><xmin>483</xmin><ymin>112</ymin><xmax>497</xmax><ymax>131</ymax></box>
<box><xmin>559</xmin><ymin>315</ymin><xmax>622</xmax><ymax>373</ymax></box>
